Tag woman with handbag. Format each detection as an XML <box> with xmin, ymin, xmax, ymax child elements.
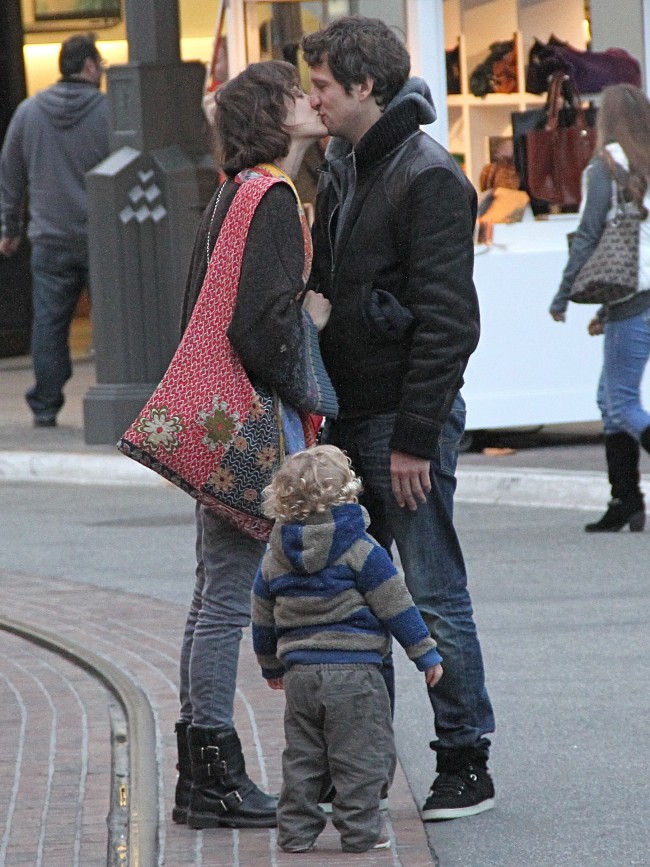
<box><xmin>172</xmin><ymin>61</ymin><xmax>338</xmax><ymax>829</ymax></box>
<box><xmin>549</xmin><ymin>84</ymin><xmax>650</xmax><ymax>532</ymax></box>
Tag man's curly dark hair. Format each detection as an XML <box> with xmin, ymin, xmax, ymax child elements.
<box><xmin>302</xmin><ymin>16</ymin><xmax>410</xmax><ymax>109</ymax></box>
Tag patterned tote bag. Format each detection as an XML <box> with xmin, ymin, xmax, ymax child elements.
<box><xmin>118</xmin><ymin>172</ymin><xmax>313</xmax><ymax>541</ymax></box>
<box><xmin>570</xmin><ymin>151</ymin><xmax>643</xmax><ymax>305</ymax></box>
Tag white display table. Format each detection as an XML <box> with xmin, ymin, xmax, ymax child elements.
<box><xmin>463</xmin><ymin>214</ymin><xmax>650</xmax><ymax>431</ymax></box>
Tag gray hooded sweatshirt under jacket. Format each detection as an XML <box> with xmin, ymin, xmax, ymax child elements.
<box><xmin>0</xmin><ymin>80</ymin><xmax>110</xmax><ymax>247</ymax></box>
<box><xmin>324</xmin><ymin>77</ymin><xmax>438</xmax><ymax>251</ymax></box>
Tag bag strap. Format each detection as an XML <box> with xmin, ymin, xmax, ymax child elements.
<box><xmin>544</xmin><ymin>72</ymin><xmax>564</xmax><ymax>130</ymax></box>
<box><xmin>544</xmin><ymin>71</ymin><xmax>589</xmax><ymax>133</ymax></box>
<box><xmin>206</xmin><ymin>175</ymin><xmax>284</xmax><ymax>316</ymax></box>
<box><xmin>599</xmin><ymin>148</ymin><xmax>647</xmax><ymax>220</ymax></box>
<box><xmin>599</xmin><ymin>149</ymin><xmax>625</xmax><ymax>216</ymax></box>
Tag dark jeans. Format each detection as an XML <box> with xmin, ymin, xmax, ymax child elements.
<box><xmin>323</xmin><ymin>393</ymin><xmax>495</xmax><ymax>749</ymax></box>
<box><xmin>26</xmin><ymin>243</ymin><xmax>88</xmax><ymax>421</ymax></box>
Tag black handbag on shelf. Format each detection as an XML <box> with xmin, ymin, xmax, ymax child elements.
<box><xmin>446</xmin><ymin>43</ymin><xmax>461</xmax><ymax>95</ymax></box>
<box><xmin>526</xmin><ymin>36</ymin><xmax>641</xmax><ymax>95</ymax></box>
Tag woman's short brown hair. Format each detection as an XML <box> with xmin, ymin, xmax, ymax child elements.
<box><xmin>214</xmin><ymin>61</ymin><xmax>300</xmax><ymax>177</ymax></box>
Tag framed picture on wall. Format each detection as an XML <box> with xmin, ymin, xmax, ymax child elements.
<box><xmin>34</xmin><ymin>0</ymin><xmax>120</xmax><ymax>21</ymax></box>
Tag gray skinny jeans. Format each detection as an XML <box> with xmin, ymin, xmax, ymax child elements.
<box><xmin>179</xmin><ymin>504</ymin><xmax>266</xmax><ymax>729</ymax></box>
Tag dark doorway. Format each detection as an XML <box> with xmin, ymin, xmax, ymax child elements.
<box><xmin>0</xmin><ymin>0</ymin><xmax>32</xmax><ymax>358</ymax></box>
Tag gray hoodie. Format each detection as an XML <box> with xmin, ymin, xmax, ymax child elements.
<box><xmin>0</xmin><ymin>80</ymin><xmax>110</xmax><ymax>246</ymax></box>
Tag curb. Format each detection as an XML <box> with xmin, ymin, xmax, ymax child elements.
<box><xmin>4</xmin><ymin>449</ymin><xmax>648</xmax><ymax>511</ymax></box>
<box><xmin>0</xmin><ymin>450</ymin><xmax>165</xmax><ymax>486</ymax></box>
<box><xmin>457</xmin><ymin>466</ymin><xmax>650</xmax><ymax>511</ymax></box>
<box><xmin>456</xmin><ymin>467</ymin><xmax>620</xmax><ymax>512</ymax></box>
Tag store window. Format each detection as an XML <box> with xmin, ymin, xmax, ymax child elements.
<box><xmin>244</xmin><ymin>1</ymin><xmax>406</xmax><ymax>89</ymax></box>
<box><xmin>33</xmin><ymin>0</ymin><xmax>120</xmax><ymax>22</ymax></box>
<box><xmin>241</xmin><ymin>1</ymin><xmax>406</xmax><ymax>208</ymax></box>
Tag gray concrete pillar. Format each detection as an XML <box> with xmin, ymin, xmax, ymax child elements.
<box><xmin>83</xmin><ymin>0</ymin><xmax>216</xmax><ymax>444</ymax></box>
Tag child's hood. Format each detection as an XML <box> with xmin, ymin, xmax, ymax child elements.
<box><xmin>273</xmin><ymin>503</ymin><xmax>370</xmax><ymax>574</ymax></box>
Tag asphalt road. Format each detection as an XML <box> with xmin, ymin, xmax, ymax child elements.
<box><xmin>2</xmin><ymin>481</ymin><xmax>649</xmax><ymax>867</ymax></box>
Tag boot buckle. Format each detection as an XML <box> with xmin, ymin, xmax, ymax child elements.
<box><xmin>206</xmin><ymin>759</ymin><xmax>228</xmax><ymax>778</ymax></box>
<box><xmin>202</xmin><ymin>745</ymin><xmax>228</xmax><ymax>777</ymax></box>
<box><xmin>202</xmin><ymin>745</ymin><xmax>221</xmax><ymax>761</ymax></box>
<box><xmin>218</xmin><ymin>790</ymin><xmax>243</xmax><ymax>813</ymax></box>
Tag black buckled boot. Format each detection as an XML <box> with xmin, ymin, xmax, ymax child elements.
<box><xmin>186</xmin><ymin>726</ymin><xmax>277</xmax><ymax>829</ymax></box>
<box><xmin>172</xmin><ymin>720</ymin><xmax>192</xmax><ymax>824</ymax></box>
<box><xmin>585</xmin><ymin>433</ymin><xmax>645</xmax><ymax>532</ymax></box>
<box><xmin>641</xmin><ymin>425</ymin><xmax>650</xmax><ymax>455</ymax></box>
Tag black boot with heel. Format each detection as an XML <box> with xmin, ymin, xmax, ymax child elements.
<box><xmin>186</xmin><ymin>725</ymin><xmax>277</xmax><ymax>829</ymax></box>
<box><xmin>641</xmin><ymin>425</ymin><xmax>650</xmax><ymax>454</ymax></box>
<box><xmin>172</xmin><ymin>720</ymin><xmax>192</xmax><ymax>824</ymax></box>
<box><xmin>586</xmin><ymin>432</ymin><xmax>645</xmax><ymax>532</ymax></box>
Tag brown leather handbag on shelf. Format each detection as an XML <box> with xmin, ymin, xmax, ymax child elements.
<box><xmin>469</xmin><ymin>38</ymin><xmax>517</xmax><ymax>97</ymax></box>
<box><xmin>525</xmin><ymin>72</ymin><xmax>597</xmax><ymax>207</ymax></box>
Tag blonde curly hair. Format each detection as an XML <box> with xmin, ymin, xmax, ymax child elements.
<box><xmin>262</xmin><ymin>445</ymin><xmax>362</xmax><ymax>522</ymax></box>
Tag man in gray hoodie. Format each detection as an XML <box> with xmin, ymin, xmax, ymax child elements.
<box><xmin>0</xmin><ymin>33</ymin><xmax>110</xmax><ymax>426</ymax></box>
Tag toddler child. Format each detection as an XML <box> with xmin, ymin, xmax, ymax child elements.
<box><xmin>251</xmin><ymin>445</ymin><xmax>443</xmax><ymax>853</ymax></box>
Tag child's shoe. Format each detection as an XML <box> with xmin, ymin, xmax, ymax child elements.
<box><xmin>279</xmin><ymin>840</ymin><xmax>317</xmax><ymax>853</ymax></box>
<box><xmin>373</xmin><ymin>819</ymin><xmax>391</xmax><ymax>849</ymax></box>
<box><xmin>342</xmin><ymin>822</ymin><xmax>391</xmax><ymax>853</ymax></box>
<box><xmin>373</xmin><ymin>831</ymin><xmax>391</xmax><ymax>850</ymax></box>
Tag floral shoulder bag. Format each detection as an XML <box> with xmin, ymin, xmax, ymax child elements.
<box><xmin>117</xmin><ymin>172</ymin><xmax>318</xmax><ymax>541</ymax></box>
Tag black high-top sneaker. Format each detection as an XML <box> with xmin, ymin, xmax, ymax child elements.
<box><xmin>421</xmin><ymin>741</ymin><xmax>495</xmax><ymax>821</ymax></box>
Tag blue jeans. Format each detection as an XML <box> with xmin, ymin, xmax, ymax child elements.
<box><xmin>179</xmin><ymin>505</ymin><xmax>266</xmax><ymax>729</ymax></box>
<box><xmin>597</xmin><ymin>309</ymin><xmax>650</xmax><ymax>438</ymax></box>
<box><xmin>323</xmin><ymin>394</ymin><xmax>495</xmax><ymax>749</ymax></box>
<box><xmin>26</xmin><ymin>243</ymin><xmax>88</xmax><ymax>420</ymax></box>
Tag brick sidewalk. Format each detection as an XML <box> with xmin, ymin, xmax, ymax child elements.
<box><xmin>0</xmin><ymin>629</ymin><xmax>111</xmax><ymax>866</ymax></box>
<box><xmin>0</xmin><ymin>571</ymin><xmax>435</xmax><ymax>866</ymax></box>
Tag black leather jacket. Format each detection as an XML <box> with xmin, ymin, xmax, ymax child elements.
<box><xmin>310</xmin><ymin>90</ymin><xmax>480</xmax><ymax>458</ymax></box>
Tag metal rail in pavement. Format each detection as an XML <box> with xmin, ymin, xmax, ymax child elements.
<box><xmin>0</xmin><ymin>615</ymin><xmax>159</xmax><ymax>867</ymax></box>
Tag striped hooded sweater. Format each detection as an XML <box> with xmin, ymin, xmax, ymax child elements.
<box><xmin>251</xmin><ymin>503</ymin><xmax>442</xmax><ymax>680</ymax></box>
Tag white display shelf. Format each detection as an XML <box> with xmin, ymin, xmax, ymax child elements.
<box><xmin>463</xmin><ymin>218</ymin><xmax>650</xmax><ymax>430</ymax></box>
<box><xmin>443</xmin><ymin>0</ymin><xmax>587</xmax><ymax>186</ymax></box>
